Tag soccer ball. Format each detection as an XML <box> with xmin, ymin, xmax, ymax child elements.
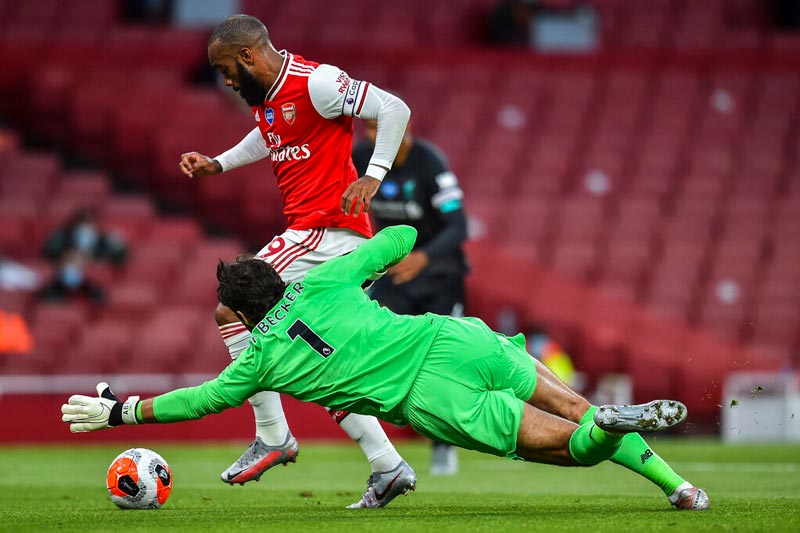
<box><xmin>106</xmin><ymin>448</ymin><xmax>172</xmax><ymax>509</ymax></box>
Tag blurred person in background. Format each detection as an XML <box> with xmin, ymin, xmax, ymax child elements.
<box><xmin>177</xmin><ymin>15</ymin><xmax>414</xmax><ymax>508</ymax></box>
<box><xmin>488</xmin><ymin>0</ymin><xmax>539</xmax><ymax>45</ymax></box>
<box><xmin>353</xmin><ymin>119</ymin><xmax>468</xmax><ymax>476</ymax></box>
<box><xmin>38</xmin><ymin>249</ymin><xmax>105</xmax><ymax>303</ymax></box>
<box><xmin>43</xmin><ymin>208</ymin><xmax>127</xmax><ymax>266</ymax></box>
<box><xmin>0</xmin><ymin>253</ymin><xmax>39</xmax><ymax>291</ymax></box>
<box><xmin>526</xmin><ymin>325</ymin><xmax>577</xmax><ymax>389</ymax></box>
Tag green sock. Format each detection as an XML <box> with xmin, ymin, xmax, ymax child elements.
<box><xmin>581</xmin><ymin>406</ymin><xmax>686</xmax><ymax>495</ymax></box>
<box><xmin>568</xmin><ymin>421</ymin><xmax>623</xmax><ymax>465</ymax></box>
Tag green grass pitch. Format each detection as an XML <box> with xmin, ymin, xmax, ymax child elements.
<box><xmin>1</xmin><ymin>439</ymin><xmax>798</xmax><ymax>532</ymax></box>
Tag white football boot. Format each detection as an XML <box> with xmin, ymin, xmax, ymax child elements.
<box><xmin>594</xmin><ymin>400</ymin><xmax>688</xmax><ymax>433</ymax></box>
<box><xmin>347</xmin><ymin>460</ymin><xmax>417</xmax><ymax>509</ymax></box>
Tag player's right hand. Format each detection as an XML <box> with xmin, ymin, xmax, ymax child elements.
<box><xmin>61</xmin><ymin>382</ymin><xmax>140</xmax><ymax>432</ymax></box>
<box><xmin>61</xmin><ymin>382</ymin><xmax>119</xmax><ymax>432</ymax></box>
<box><xmin>179</xmin><ymin>152</ymin><xmax>222</xmax><ymax>178</ymax></box>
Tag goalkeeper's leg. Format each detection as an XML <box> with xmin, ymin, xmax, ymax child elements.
<box><xmin>529</xmin><ymin>359</ymin><xmax>708</xmax><ymax>509</ymax></box>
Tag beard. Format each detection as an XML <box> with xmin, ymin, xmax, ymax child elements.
<box><xmin>235</xmin><ymin>60</ymin><xmax>267</xmax><ymax>106</ymax></box>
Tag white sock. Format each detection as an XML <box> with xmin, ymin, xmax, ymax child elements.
<box><xmin>220</xmin><ymin>323</ymin><xmax>291</xmax><ymax>446</ymax></box>
<box><xmin>668</xmin><ymin>481</ymin><xmax>694</xmax><ymax>504</ymax></box>
<box><xmin>329</xmin><ymin>409</ymin><xmax>402</xmax><ymax>473</ymax></box>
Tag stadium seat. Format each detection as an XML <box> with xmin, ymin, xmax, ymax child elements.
<box><xmin>148</xmin><ymin>218</ymin><xmax>202</xmax><ymax>251</ymax></box>
<box><xmin>191</xmin><ymin>239</ymin><xmax>245</xmax><ymax>266</ymax></box>
<box><xmin>0</xmin><ymin>216</ymin><xmax>31</xmax><ymax>257</ymax></box>
<box><xmin>187</xmin><ymin>323</ymin><xmax>231</xmax><ymax>373</ymax></box>
<box><xmin>68</xmin><ymin>320</ymin><xmax>134</xmax><ymax>374</ymax></box>
<box><xmin>102</xmin><ymin>282</ymin><xmax>160</xmax><ymax>324</ymax></box>
<box><xmin>0</xmin><ymin>290</ymin><xmax>34</xmax><ymax>317</ymax></box>
<box><xmin>122</xmin><ymin>243</ymin><xmax>183</xmax><ymax>291</ymax></box>
<box><xmin>675</xmin><ymin>334</ymin><xmax>740</xmax><ymax>425</ymax></box>
<box><xmin>128</xmin><ymin>322</ymin><xmax>194</xmax><ymax>373</ymax></box>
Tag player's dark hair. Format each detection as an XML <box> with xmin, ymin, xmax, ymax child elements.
<box><xmin>208</xmin><ymin>14</ymin><xmax>270</xmax><ymax>50</ymax></box>
<box><xmin>216</xmin><ymin>256</ymin><xmax>286</xmax><ymax>326</ymax></box>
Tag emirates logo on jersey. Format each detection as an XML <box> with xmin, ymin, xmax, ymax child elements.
<box><xmin>267</xmin><ymin>132</ymin><xmax>311</xmax><ymax>161</ymax></box>
<box><xmin>281</xmin><ymin>103</ymin><xmax>296</xmax><ymax>125</ymax></box>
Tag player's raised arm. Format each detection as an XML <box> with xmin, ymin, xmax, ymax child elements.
<box><xmin>307</xmin><ymin>65</ymin><xmax>411</xmax><ymax>216</ymax></box>
<box><xmin>179</xmin><ymin>127</ymin><xmax>270</xmax><ymax>178</ymax></box>
<box><xmin>312</xmin><ymin>225</ymin><xmax>418</xmax><ymax>287</ymax></box>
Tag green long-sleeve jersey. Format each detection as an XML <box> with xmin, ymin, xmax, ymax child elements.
<box><xmin>151</xmin><ymin>225</ymin><xmax>447</xmax><ymax>426</ymax></box>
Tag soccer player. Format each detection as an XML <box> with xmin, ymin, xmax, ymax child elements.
<box><xmin>62</xmin><ymin>226</ymin><xmax>709</xmax><ymax>511</ymax></box>
<box><xmin>176</xmin><ymin>15</ymin><xmax>413</xmax><ymax>507</ymax></box>
<box><xmin>353</xmin><ymin>120</ymin><xmax>468</xmax><ymax>475</ymax></box>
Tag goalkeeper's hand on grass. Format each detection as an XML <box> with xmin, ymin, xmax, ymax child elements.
<box><xmin>61</xmin><ymin>382</ymin><xmax>140</xmax><ymax>433</ymax></box>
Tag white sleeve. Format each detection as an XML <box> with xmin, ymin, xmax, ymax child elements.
<box><xmin>308</xmin><ymin>64</ymin><xmax>410</xmax><ymax>181</ymax></box>
<box><xmin>213</xmin><ymin>127</ymin><xmax>270</xmax><ymax>172</ymax></box>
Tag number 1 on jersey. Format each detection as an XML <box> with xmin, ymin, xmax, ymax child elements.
<box><xmin>287</xmin><ymin>319</ymin><xmax>335</xmax><ymax>358</ymax></box>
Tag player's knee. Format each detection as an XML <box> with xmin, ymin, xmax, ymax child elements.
<box><xmin>214</xmin><ymin>303</ymin><xmax>239</xmax><ymax>327</ymax></box>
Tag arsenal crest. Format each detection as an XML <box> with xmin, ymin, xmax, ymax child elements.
<box><xmin>281</xmin><ymin>103</ymin><xmax>296</xmax><ymax>125</ymax></box>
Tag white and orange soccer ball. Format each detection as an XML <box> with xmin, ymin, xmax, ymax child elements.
<box><xmin>106</xmin><ymin>448</ymin><xmax>172</xmax><ymax>509</ymax></box>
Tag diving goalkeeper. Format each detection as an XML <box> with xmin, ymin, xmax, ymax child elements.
<box><xmin>61</xmin><ymin>225</ymin><xmax>708</xmax><ymax>510</ymax></box>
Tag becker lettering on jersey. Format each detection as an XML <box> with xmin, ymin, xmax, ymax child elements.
<box><xmin>255</xmin><ymin>282</ymin><xmax>305</xmax><ymax>335</ymax></box>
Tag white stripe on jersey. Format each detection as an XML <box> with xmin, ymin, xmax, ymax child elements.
<box><xmin>268</xmin><ymin>53</ymin><xmax>294</xmax><ymax>100</ymax></box>
<box><xmin>290</xmin><ymin>63</ymin><xmax>315</xmax><ymax>74</ymax></box>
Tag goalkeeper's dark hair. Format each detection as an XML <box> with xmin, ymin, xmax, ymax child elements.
<box><xmin>208</xmin><ymin>14</ymin><xmax>270</xmax><ymax>50</ymax></box>
<box><xmin>216</xmin><ymin>256</ymin><xmax>286</xmax><ymax>326</ymax></box>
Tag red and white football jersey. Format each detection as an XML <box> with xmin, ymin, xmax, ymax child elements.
<box><xmin>252</xmin><ymin>52</ymin><xmax>373</xmax><ymax>238</ymax></box>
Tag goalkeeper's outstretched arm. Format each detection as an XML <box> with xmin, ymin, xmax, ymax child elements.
<box><xmin>61</xmin><ymin>363</ymin><xmax>260</xmax><ymax>432</ymax></box>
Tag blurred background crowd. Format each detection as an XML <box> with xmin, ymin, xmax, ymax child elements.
<box><xmin>1</xmin><ymin>0</ymin><xmax>799</xmax><ymax>441</ymax></box>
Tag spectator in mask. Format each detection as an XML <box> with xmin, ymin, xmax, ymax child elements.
<box><xmin>38</xmin><ymin>250</ymin><xmax>105</xmax><ymax>303</ymax></box>
<box><xmin>43</xmin><ymin>208</ymin><xmax>127</xmax><ymax>266</ymax></box>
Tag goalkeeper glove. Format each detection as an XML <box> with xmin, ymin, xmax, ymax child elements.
<box><xmin>61</xmin><ymin>382</ymin><xmax>140</xmax><ymax>433</ymax></box>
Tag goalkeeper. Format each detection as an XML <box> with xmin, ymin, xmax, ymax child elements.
<box><xmin>61</xmin><ymin>226</ymin><xmax>708</xmax><ymax>510</ymax></box>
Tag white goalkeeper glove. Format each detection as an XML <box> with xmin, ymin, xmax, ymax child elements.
<box><xmin>61</xmin><ymin>382</ymin><xmax>140</xmax><ymax>433</ymax></box>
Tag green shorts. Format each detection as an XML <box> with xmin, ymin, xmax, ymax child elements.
<box><xmin>393</xmin><ymin>317</ymin><xmax>538</xmax><ymax>459</ymax></box>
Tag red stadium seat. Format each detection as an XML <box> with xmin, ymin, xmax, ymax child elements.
<box><xmin>102</xmin><ymin>282</ymin><xmax>160</xmax><ymax>324</ymax></box>
<box><xmin>0</xmin><ymin>341</ymin><xmax>61</xmax><ymax>375</ymax></box>
<box><xmin>675</xmin><ymin>334</ymin><xmax>740</xmax><ymax>425</ymax></box>
<box><xmin>0</xmin><ymin>216</ymin><xmax>31</xmax><ymax>257</ymax></box>
<box><xmin>168</xmin><ymin>263</ymin><xmax>220</xmax><ymax>309</ymax></box>
<box><xmin>68</xmin><ymin>320</ymin><xmax>135</xmax><ymax>374</ymax></box>
<box><xmin>0</xmin><ymin>290</ymin><xmax>34</xmax><ymax>317</ymax></box>
<box><xmin>186</xmin><ymin>324</ymin><xmax>230</xmax><ymax>373</ymax></box>
<box><xmin>626</xmin><ymin>342</ymin><xmax>679</xmax><ymax>404</ymax></box>
<box><xmin>63</xmin><ymin>0</ymin><xmax>118</xmax><ymax>25</ymax></box>
<box><xmin>128</xmin><ymin>323</ymin><xmax>194</xmax><ymax>373</ymax></box>
<box><xmin>191</xmin><ymin>239</ymin><xmax>246</xmax><ymax>266</ymax></box>
<box><xmin>148</xmin><ymin>218</ymin><xmax>203</xmax><ymax>251</ymax></box>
